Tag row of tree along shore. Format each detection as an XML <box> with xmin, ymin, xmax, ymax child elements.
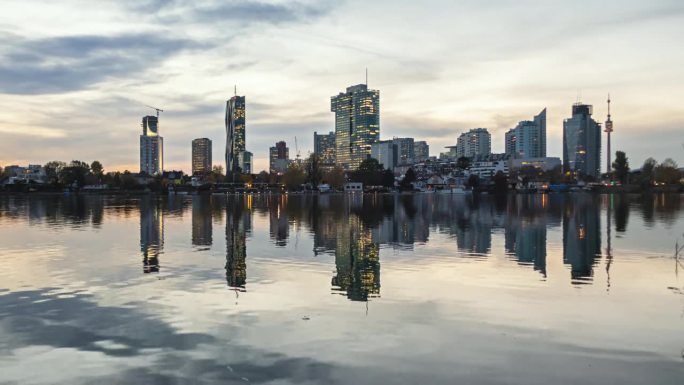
<box><xmin>1</xmin><ymin>152</ymin><xmax>682</xmax><ymax>195</ymax></box>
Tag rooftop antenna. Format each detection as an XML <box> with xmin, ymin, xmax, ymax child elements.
<box><xmin>365</xmin><ymin>67</ymin><xmax>368</xmax><ymax>86</ymax></box>
<box><xmin>234</xmin><ymin>85</ymin><xmax>237</xmax><ymax>97</ymax></box>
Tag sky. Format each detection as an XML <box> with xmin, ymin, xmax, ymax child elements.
<box><xmin>0</xmin><ymin>0</ymin><xmax>683</xmax><ymax>174</ymax></box>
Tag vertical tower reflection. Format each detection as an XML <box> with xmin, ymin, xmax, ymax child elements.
<box><xmin>562</xmin><ymin>195</ymin><xmax>602</xmax><ymax>283</ymax></box>
<box><xmin>140</xmin><ymin>197</ymin><xmax>164</xmax><ymax>274</ymax></box>
<box><xmin>226</xmin><ymin>197</ymin><xmax>248</xmax><ymax>291</ymax></box>
<box><xmin>192</xmin><ymin>196</ymin><xmax>213</xmax><ymax>247</ymax></box>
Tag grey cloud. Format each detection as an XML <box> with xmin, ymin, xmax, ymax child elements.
<box><xmin>0</xmin><ymin>33</ymin><xmax>210</xmax><ymax>95</ymax></box>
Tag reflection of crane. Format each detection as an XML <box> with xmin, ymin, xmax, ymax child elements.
<box><xmin>294</xmin><ymin>136</ymin><xmax>301</xmax><ymax>161</ymax></box>
<box><xmin>144</xmin><ymin>104</ymin><xmax>164</xmax><ymax>118</ymax></box>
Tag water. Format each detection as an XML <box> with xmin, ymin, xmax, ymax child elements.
<box><xmin>0</xmin><ymin>193</ymin><xmax>682</xmax><ymax>384</ymax></box>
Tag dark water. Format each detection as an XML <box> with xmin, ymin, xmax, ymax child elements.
<box><xmin>0</xmin><ymin>193</ymin><xmax>682</xmax><ymax>384</ymax></box>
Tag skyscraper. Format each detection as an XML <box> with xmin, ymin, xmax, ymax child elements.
<box><xmin>331</xmin><ymin>83</ymin><xmax>380</xmax><ymax>170</ymax></box>
<box><xmin>140</xmin><ymin>115</ymin><xmax>163</xmax><ymax>175</ymax></box>
<box><xmin>392</xmin><ymin>137</ymin><xmax>414</xmax><ymax>165</ymax></box>
<box><xmin>371</xmin><ymin>140</ymin><xmax>397</xmax><ymax>170</ymax></box>
<box><xmin>238</xmin><ymin>151</ymin><xmax>253</xmax><ymax>175</ymax></box>
<box><xmin>451</xmin><ymin>128</ymin><xmax>491</xmax><ymax>158</ymax></box>
<box><xmin>563</xmin><ymin>103</ymin><xmax>601</xmax><ymax>179</ymax></box>
<box><xmin>314</xmin><ymin>131</ymin><xmax>336</xmax><ymax>167</ymax></box>
<box><xmin>604</xmin><ymin>95</ymin><xmax>614</xmax><ymax>176</ymax></box>
<box><xmin>225</xmin><ymin>95</ymin><xmax>246</xmax><ymax>174</ymax></box>
<box><xmin>414</xmin><ymin>141</ymin><xmax>429</xmax><ymax>162</ymax></box>
<box><xmin>505</xmin><ymin>108</ymin><xmax>546</xmax><ymax>159</ymax></box>
<box><xmin>191</xmin><ymin>138</ymin><xmax>212</xmax><ymax>175</ymax></box>
<box><xmin>269</xmin><ymin>141</ymin><xmax>289</xmax><ymax>174</ymax></box>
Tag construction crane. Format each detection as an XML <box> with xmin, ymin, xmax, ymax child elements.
<box><xmin>144</xmin><ymin>104</ymin><xmax>164</xmax><ymax>118</ymax></box>
<box><xmin>294</xmin><ymin>136</ymin><xmax>301</xmax><ymax>161</ymax></box>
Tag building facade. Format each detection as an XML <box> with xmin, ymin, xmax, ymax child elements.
<box><xmin>238</xmin><ymin>151</ymin><xmax>253</xmax><ymax>175</ymax></box>
<box><xmin>225</xmin><ymin>95</ymin><xmax>246</xmax><ymax>174</ymax></box>
<box><xmin>392</xmin><ymin>137</ymin><xmax>414</xmax><ymax>165</ymax></box>
<box><xmin>448</xmin><ymin>128</ymin><xmax>491</xmax><ymax>159</ymax></box>
<box><xmin>191</xmin><ymin>138</ymin><xmax>212</xmax><ymax>175</ymax></box>
<box><xmin>505</xmin><ymin>108</ymin><xmax>546</xmax><ymax>159</ymax></box>
<box><xmin>371</xmin><ymin>140</ymin><xmax>397</xmax><ymax>170</ymax></box>
<box><xmin>563</xmin><ymin>103</ymin><xmax>601</xmax><ymax>179</ymax></box>
<box><xmin>269</xmin><ymin>141</ymin><xmax>289</xmax><ymax>174</ymax></box>
<box><xmin>331</xmin><ymin>84</ymin><xmax>380</xmax><ymax>170</ymax></box>
<box><xmin>314</xmin><ymin>131</ymin><xmax>336</xmax><ymax>167</ymax></box>
<box><xmin>140</xmin><ymin>115</ymin><xmax>163</xmax><ymax>175</ymax></box>
<box><xmin>414</xmin><ymin>141</ymin><xmax>429</xmax><ymax>163</ymax></box>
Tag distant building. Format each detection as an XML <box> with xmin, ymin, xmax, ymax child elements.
<box><xmin>140</xmin><ymin>115</ymin><xmax>163</xmax><ymax>175</ymax></box>
<box><xmin>563</xmin><ymin>103</ymin><xmax>601</xmax><ymax>179</ymax></box>
<box><xmin>191</xmin><ymin>138</ymin><xmax>212</xmax><ymax>175</ymax></box>
<box><xmin>314</xmin><ymin>131</ymin><xmax>336</xmax><ymax>167</ymax></box>
<box><xmin>414</xmin><ymin>141</ymin><xmax>429</xmax><ymax>162</ymax></box>
<box><xmin>331</xmin><ymin>83</ymin><xmax>380</xmax><ymax>170</ymax></box>
<box><xmin>225</xmin><ymin>95</ymin><xmax>246</xmax><ymax>174</ymax></box>
<box><xmin>269</xmin><ymin>141</ymin><xmax>289</xmax><ymax>174</ymax></box>
<box><xmin>371</xmin><ymin>140</ymin><xmax>397</xmax><ymax>170</ymax></box>
<box><xmin>509</xmin><ymin>157</ymin><xmax>562</xmax><ymax>172</ymax></box>
<box><xmin>469</xmin><ymin>154</ymin><xmax>509</xmax><ymax>179</ymax></box>
<box><xmin>2</xmin><ymin>164</ymin><xmax>46</xmax><ymax>184</ymax></box>
<box><xmin>447</xmin><ymin>128</ymin><xmax>491</xmax><ymax>159</ymax></box>
<box><xmin>392</xmin><ymin>137</ymin><xmax>414</xmax><ymax>165</ymax></box>
<box><xmin>238</xmin><ymin>151</ymin><xmax>252</xmax><ymax>175</ymax></box>
<box><xmin>505</xmin><ymin>108</ymin><xmax>547</xmax><ymax>159</ymax></box>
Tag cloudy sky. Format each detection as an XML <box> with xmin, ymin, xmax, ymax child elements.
<box><xmin>1</xmin><ymin>0</ymin><xmax>682</xmax><ymax>173</ymax></box>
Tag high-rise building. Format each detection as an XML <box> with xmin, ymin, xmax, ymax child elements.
<box><xmin>191</xmin><ymin>138</ymin><xmax>212</xmax><ymax>175</ymax></box>
<box><xmin>331</xmin><ymin>84</ymin><xmax>380</xmax><ymax>170</ymax></box>
<box><xmin>140</xmin><ymin>115</ymin><xmax>163</xmax><ymax>175</ymax></box>
<box><xmin>414</xmin><ymin>141</ymin><xmax>429</xmax><ymax>162</ymax></box>
<box><xmin>238</xmin><ymin>151</ymin><xmax>252</xmax><ymax>175</ymax></box>
<box><xmin>448</xmin><ymin>128</ymin><xmax>491</xmax><ymax>159</ymax></box>
<box><xmin>563</xmin><ymin>103</ymin><xmax>601</xmax><ymax>179</ymax></box>
<box><xmin>505</xmin><ymin>108</ymin><xmax>546</xmax><ymax>159</ymax></box>
<box><xmin>269</xmin><ymin>141</ymin><xmax>289</xmax><ymax>174</ymax></box>
<box><xmin>371</xmin><ymin>140</ymin><xmax>397</xmax><ymax>170</ymax></box>
<box><xmin>314</xmin><ymin>131</ymin><xmax>336</xmax><ymax>167</ymax></box>
<box><xmin>225</xmin><ymin>95</ymin><xmax>246</xmax><ymax>174</ymax></box>
<box><xmin>392</xmin><ymin>137</ymin><xmax>414</xmax><ymax>165</ymax></box>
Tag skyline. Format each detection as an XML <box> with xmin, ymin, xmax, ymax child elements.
<box><xmin>1</xmin><ymin>1</ymin><xmax>683</xmax><ymax>173</ymax></box>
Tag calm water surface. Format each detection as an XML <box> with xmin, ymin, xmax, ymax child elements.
<box><xmin>0</xmin><ymin>193</ymin><xmax>683</xmax><ymax>384</ymax></box>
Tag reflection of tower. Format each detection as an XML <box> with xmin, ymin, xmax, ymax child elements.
<box><xmin>226</xmin><ymin>197</ymin><xmax>247</xmax><ymax>291</ymax></box>
<box><xmin>562</xmin><ymin>195</ymin><xmax>602</xmax><ymax>283</ymax></box>
<box><xmin>192</xmin><ymin>196</ymin><xmax>213</xmax><ymax>246</ymax></box>
<box><xmin>269</xmin><ymin>195</ymin><xmax>289</xmax><ymax>246</ymax></box>
<box><xmin>332</xmin><ymin>214</ymin><xmax>380</xmax><ymax>302</ymax></box>
<box><xmin>606</xmin><ymin>194</ymin><xmax>613</xmax><ymax>291</ymax></box>
<box><xmin>140</xmin><ymin>197</ymin><xmax>164</xmax><ymax>273</ymax></box>
<box><xmin>604</xmin><ymin>95</ymin><xmax>613</xmax><ymax>177</ymax></box>
<box><xmin>505</xmin><ymin>195</ymin><xmax>548</xmax><ymax>276</ymax></box>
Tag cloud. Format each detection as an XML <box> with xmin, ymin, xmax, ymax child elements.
<box><xmin>0</xmin><ymin>33</ymin><xmax>209</xmax><ymax>95</ymax></box>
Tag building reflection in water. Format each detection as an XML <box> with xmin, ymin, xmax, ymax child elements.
<box><xmin>562</xmin><ymin>194</ymin><xmax>602</xmax><ymax>284</ymax></box>
<box><xmin>140</xmin><ymin>197</ymin><xmax>163</xmax><ymax>274</ymax></box>
<box><xmin>505</xmin><ymin>195</ymin><xmax>550</xmax><ymax>277</ymax></box>
<box><xmin>192</xmin><ymin>196</ymin><xmax>212</xmax><ymax>247</ymax></box>
<box><xmin>226</xmin><ymin>196</ymin><xmax>250</xmax><ymax>291</ymax></box>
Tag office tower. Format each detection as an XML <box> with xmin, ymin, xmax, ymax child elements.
<box><xmin>371</xmin><ymin>140</ymin><xmax>397</xmax><ymax>170</ymax></box>
<box><xmin>191</xmin><ymin>138</ymin><xmax>212</xmax><ymax>175</ymax></box>
<box><xmin>563</xmin><ymin>103</ymin><xmax>601</xmax><ymax>179</ymax></box>
<box><xmin>505</xmin><ymin>108</ymin><xmax>546</xmax><ymax>159</ymax></box>
<box><xmin>392</xmin><ymin>137</ymin><xmax>414</xmax><ymax>165</ymax></box>
<box><xmin>225</xmin><ymin>95</ymin><xmax>246</xmax><ymax>174</ymax></box>
<box><xmin>331</xmin><ymin>83</ymin><xmax>380</xmax><ymax>170</ymax></box>
<box><xmin>192</xmin><ymin>196</ymin><xmax>212</xmax><ymax>246</ymax></box>
<box><xmin>414</xmin><ymin>141</ymin><xmax>429</xmax><ymax>162</ymax></box>
<box><xmin>604</xmin><ymin>95</ymin><xmax>613</xmax><ymax>175</ymax></box>
<box><xmin>269</xmin><ymin>141</ymin><xmax>289</xmax><ymax>174</ymax></box>
<box><xmin>314</xmin><ymin>131</ymin><xmax>336</xmax><ymax>167</ymax></box>
<box><xmin>452</xmin><ymin>128</ymin><xmax>491</xmax><ymax>158</ymax></box>
<box><xmin>238</xmin><ymin>151</ymin><xmax>252</xmax><ymax>175</ymax></box>
<box><xmin>139</xmin><ymin>115</ymin><xmax>163</xmax><ymax>175</ymax></box>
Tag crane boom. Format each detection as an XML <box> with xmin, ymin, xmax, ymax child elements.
<box><xmin>144</xmin><ymin>104</ymin><xmax>164</xmax><ymax>118</ymax></box>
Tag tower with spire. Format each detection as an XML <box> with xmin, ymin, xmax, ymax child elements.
<box><xmin>604</xmin><ymin>94</ymin><xmax>613</xmax><ymax>177</ymax></box>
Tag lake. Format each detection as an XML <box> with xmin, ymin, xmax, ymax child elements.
<box><xmin>0</xmin><ymin>193</ymin><xmax>683</xmax><ymax>384</ymax></box>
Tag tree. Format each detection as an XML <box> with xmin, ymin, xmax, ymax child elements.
<box><xmin>207</xmin><ymin>165</ymin><xmax>225</xmax><ymax>184</ymax></box>
<box><xmin>256</xmin><ymin>170</ymin><xmax>270</xmax><ymax>184</ymax></box>
<box><xmin>90</xmin><ymin>160</ymin><xmax>104</xmax><ymax>177</ymax></box>
<box><xmin>466</xmin><ymin>174</ymin><xmax>480</xmax><ymax>190</ymax></box>
<box><xmin>323</xmin><ymin>166</ymin><xmax>345</xmax><ymax>189</ymax></box>
<box><xmin>612</xmin><ymin>151</ymin><xmax>629</xmax><ymax>183</ymax></box>
<box><xmin>44</xmin><ymin>161</ymin><xmax>66</xmax><ymax>185</ymax></box>
<box><xmin>58</xmin><ymin>160</ymin><xmax>90</xmax><ymax>187</ymax></box>
<box><xmin>493</xmin><ymin>171</ymin><xmax>508</xmax><ymax>193</ymax></box>
<box><xmin>400</xmin><ymin>168</ymin><xmax>416</xmax><ymax>190</ymax></box>
<box><xmin>358</xmin><ymin>157</ymin><xmax>384</xmax><ymax>173</ymax></box>
<box><xmin>305</xmin><ymin>153</ymin><xmax>323</xmax><ymax>186</ymax></box>
<box><xmin>283</xmin><ymin>163</ymin><xmax>306</xmax><ymax>190</ymax></box>
<box><xmin>456</xmin><ymin>156</ymin><xmax>470</xmax><ymax>171</ymax></box>
<box><xmin>655</xmin><ymin>158</ymin><xmax>681</xmax><ymax>185</ymax></box>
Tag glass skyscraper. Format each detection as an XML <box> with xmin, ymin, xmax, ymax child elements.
<box><xmin>191</xmin><ymin>138</ymin><xmax>212</xmax><ymax>175</ymax></box>
<box><xmin>331</xmin><ymin>84</ymin><xmax>379</xmax><ymax>170</ymax></box>
<box><xmin>314</xmin><ymin>131</ymin><xmax>336</xmax><ymax>167</ymax></box>
<box><xmin>139</xmin><ymin>115</ymin><xmax>163</xmax><ymax>175</ymax></box>
<box><xmin>225</xmin><ymin>95</ymin><xmax>246</xmax><ymax>174</ymax></box>
<box><xmin>505</xmin><ymin>108</ymin><xmax>546</xmax><ymax>159</ymax></box>
<box><xmin>563</xmin><ymin>103</ymin><xmax>601</xmax><ymax>179</ymax></box>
